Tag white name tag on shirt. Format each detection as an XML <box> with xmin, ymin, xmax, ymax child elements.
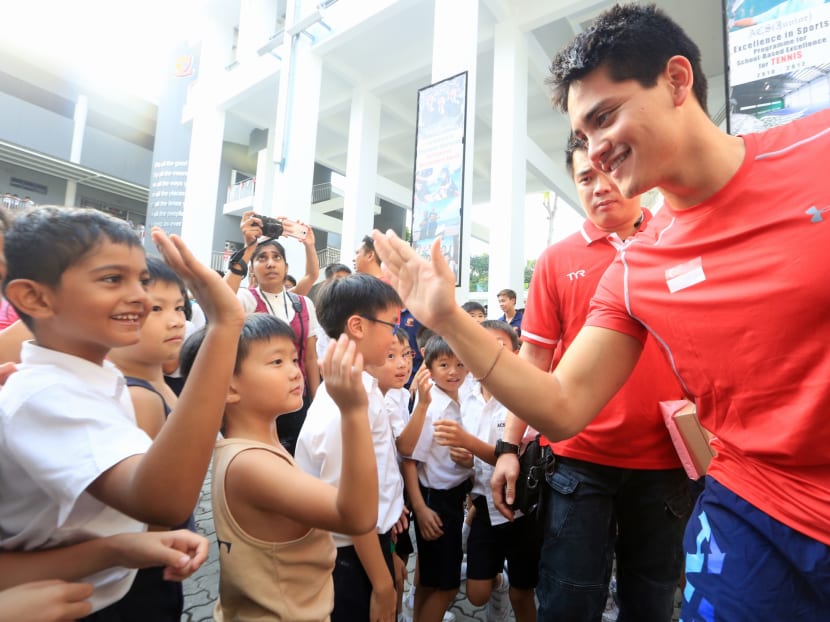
<box><xmin>665</xmin><ymin>257</ymin><xmax>706</xmax><ymax>293</ymax></box>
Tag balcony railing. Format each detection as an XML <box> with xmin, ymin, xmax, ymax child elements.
<box><xmin>227</xmin><ymin>178</ymin><xmax>256</xmax><ymax>203</ymax></box>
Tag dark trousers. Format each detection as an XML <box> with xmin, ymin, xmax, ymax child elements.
<box><xmin>537</xmin><ymin>457</ymin><xmax>691</xmax><ymax>622</ymax></box>
<box><xmin>79</xmin><ymin>567</ymin><xmax>182</xmax><ymax>622</ymax></box>
<box><xmin>331</xmin><ymin>532</ymin><xmax>394</xmax><ymax>622</ymax></box>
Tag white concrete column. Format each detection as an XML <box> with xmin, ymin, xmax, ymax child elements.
<box><xmin>180</xmin><ymin>10</ymin><xmax>232</xmax><ymax>265</ymax></box>
<box><xmin>340</xmin><ymin>88</ymin><xmax>380</xmax><ymax>265</ymax></box>
<box><xmin>237</xmin><ymin>0</ymin><xmax>279</xmax><ymax>62</ymax></box>
<box><xmin>488</xmin><ymin>20</ymin><xmax>528</xmax><ymax>315</ymax></box>
<box><xmin>432</xmin><ymin>0</ymin><xmax>478</xmax><ymax>302</ymax></box>
<box><xmin>65</xmin><ymin>94</ymin><xmax>87</xmax><ymax>206</ymax></box>
<box><xmin>253</xmin><ymin>127</ymin><xmax>275</xmax><ymax>215</ymax></box>
<box><xmin>269</xmin><ymin>0</ymin><xmax>322</xmax><ymax>272</ymax></box>
<box><xmin>181</xmin><ymin>108</ymin><xmax>226</xmax><ymax>265</ymax></box>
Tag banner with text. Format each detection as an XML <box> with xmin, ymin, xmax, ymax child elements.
<box><xmin>725</xmin><ymin>0</ymin><xmax>830</xmax><ymax>134</ymax></box>
<box><xmin>144</xmin><ymin>42</ymin><xmax>199</xmax><ymax>252</ymax></box>
<box><xmin>411</xmin><ymin>72</ymin><xmax>467</xmax><ymax>287</ymax></box>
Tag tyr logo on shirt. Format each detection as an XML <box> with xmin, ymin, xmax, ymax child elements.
<box><xmin>806</xmin><ymin>205</ymin><xmax>830</xmax><ymax>223</ymax></box>
<box><xmin>567</xmin><ymin>270</ymin><xmax>587</xmax><ymax>281</ymax></box>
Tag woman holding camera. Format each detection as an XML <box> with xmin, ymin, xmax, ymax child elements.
<box><xmin>224</xmin><ymin>211</ymin><xmax>321</xmax><ymax>455</ymax></box>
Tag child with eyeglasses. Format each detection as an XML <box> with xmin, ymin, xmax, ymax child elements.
<box><xmin>295</xmin><ymin>273</ymin><xmax>409</xmax><ymax>622</ymax></box>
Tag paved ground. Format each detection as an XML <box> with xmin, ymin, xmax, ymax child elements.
<box><xmin>182</xmin><ymin>468</ymin><xmax>680</xmax><ymax>621</ymax></box>
<box><xmin>183</xmin><ymin>467</ymin><xmax>503</xmax><ymax>621</ymax></box>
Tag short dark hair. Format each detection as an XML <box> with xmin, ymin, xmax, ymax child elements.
<box><xmin>315</xmin><ymin>273</ymin><xmax>402</xmax><ymax>339</ymax></box>
<box><xmin>424</xmin><ymin>334</ymin><xmax>456</xmax><ymax>368</ymax></box>
<box><xmin>146</xmin><ymin>256</ymin><xmax>192</xmax><ymax>321</ymax></box>
<box><xmin>565</xmin><ymin>133</ymin><xmax>589</xmax><ymax>176</ymax></box>
<box><xmin>497</xmin><ymin>289</ymin><xmax>517</xmax><ymax>301</ymax></box>
<box><xmin>285</xmin><ymin>274</ymin><xmax>297</xmax><ymax>288</ymax></box>
<box><xmin>481</xmin><ymin>319</ymin><xmax>519</xmax><ymax>352</ymax></box>
<box><xmin>4</xmin><ymin>206</ymin><xmax>143</xmax><ymax>328</ymax></box>
<box><xmin>180</xmin><ymin>312</ymin><xmax>296</xmax><ymax>379</ymax></box>
<box><xmin>324</xmin><ymin>263</ymin><xmax>352</xmax><ymax>280</ymax></box>
<box><xmin>461</xmin><ymin>301</ymin><xmax>486</xmax><ymax>316</ymax></box>
<box><xmin>548</xmin><ymin>3</ymin><xmax>707</xmax><ymax>114</ymax></box>
<box><xmin>361</xmin><ymin>235</ymin><xmax>381</xmax><ymax>266</ymax></box>
<box><xmin>416</xmin><ymin>326</ymin><xmax>436</xmax><ymax>349</ymax></box>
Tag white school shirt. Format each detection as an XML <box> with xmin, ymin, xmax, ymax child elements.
<box><xmin>295</xmin><ymin>371</ymin><xmax>404</xmax><ymax>548</ymax></box>
<box><xmin>459</xmin><ymin>372</ymin><xmax>477</xmax><ymax>403</ymax></box>
<box><xmin>462</xmin><ymin>383</ymin><xmax>511</xmax><ymax>526</ymax></box>
<box><xmin>0</xmin><ymin>342</ymin><xmax>151</xmax><ymax>612</ymax></box>
<box><xmin>410</xmin><ymin>384</ymin><xmax>473</xmax><ymax>490</ymax></box>
<box><xmin>316</xmin><ymin>325</ymin><xmax>331</xmax><ymax>362</ymax></box>
<box><xmin>385</xmin><ymin>387</ymin><xmax>411</xmax><ymax>439</ymax></box>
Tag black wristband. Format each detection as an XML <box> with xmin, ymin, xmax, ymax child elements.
<box><xmin>494</xmin><ymin>439</ymin><xmax>520</xmax><ymax>458</ymax></box>
<box><xmin>228</xmin><ymin>247</ymin><xmax>248</xmax><ymax>277</ymax></box>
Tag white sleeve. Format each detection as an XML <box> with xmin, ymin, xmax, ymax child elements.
<box><xmin>302</xmin><ymin>296</ymin><xmax>320</xmax><ymax>339</ymax></box>
<box><xmin>409</xmin><ymin>409</ymin><xmax>434</xmax><ymax>463</ymax></box>
<box><xmin>5</xmin><ymin>387</ymin><xmax>152</xmax><ymax>524</ymax></box>
<box><xmin>236</xmin><ymin>288</ymin><xmax>257</xmax><ymax>313</ymax></box>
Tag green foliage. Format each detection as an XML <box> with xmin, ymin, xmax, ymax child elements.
<box><xmin>524</xmin><ymin>259</ymin><xmax>536</xmax><ymax>290</ymax></box>
<box><xmin>469</xmin><ymin>254</ymin><xmax>489</xmax><ymax>292</ymax></box>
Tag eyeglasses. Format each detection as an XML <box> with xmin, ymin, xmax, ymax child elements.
<box><xmin>359</xmin><ymin>315</ymin><xmax>400</xmax><ymax>335</ymax></box>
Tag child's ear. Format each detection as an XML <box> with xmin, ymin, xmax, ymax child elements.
<box><xmin>4</xmin><ymin>279</ymin><xmax>57</xmax><ymax>321</ymax></box>
<box><xmin>345</xmin><ymin>314</ymin><xmax>366</xmax><ymax>341</ymax></box>
<box><xmin>226</xmin><ymin>379</ymin><xmax>242</xmax><ymax>405</ymax></box>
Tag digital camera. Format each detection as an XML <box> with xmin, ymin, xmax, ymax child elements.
<box><xmin>255</xmin><ymin>214</ymin><xmax>283</xmax><ymax>239</ymax></box>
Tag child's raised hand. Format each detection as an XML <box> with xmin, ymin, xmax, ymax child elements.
<box><xmin>151</xmin><ymin>228</ymin><xmax>244</xmax><ymax>327</ymax></box>
<box><xmin>321</xmin><ymin>334</ymin><xmax>368</xmax><ymax>414</ymax></box>
<box><xmin>412</xmin><ymin>365</ymin><xmax>432</xmax><ymax>404</ymax></box>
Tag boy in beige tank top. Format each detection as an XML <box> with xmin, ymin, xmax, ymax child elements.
<box><xmin>179</xmin><ymin>313</ymin><xmax>378</xmax><ymax>621</ymax></box>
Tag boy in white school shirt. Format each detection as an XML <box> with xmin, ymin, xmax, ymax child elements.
<box><xmin>401</xmin><ymin>335</ymin><xmax>473</xmax><ymax>622</ymax></box>
<box><xmin>295</xmin><ymin>273</ymin><xmax>407</xmax><ymax>622</ymax></box>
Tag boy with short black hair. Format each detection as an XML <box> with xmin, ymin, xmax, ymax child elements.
<box><xmin>460</xmin><ymin>301</ymin><xmax>486</xmax><ymax>323</ymax></box>
<box><xmin>431</xmin><ymin>321</ymin><xmax>539</xmax><ymax>622</ymax></box>
<box><xmin>0</xmin><ymin>206</ymin><xmax>244</xmax><ymax>613</ymax></box>
<box><xmin>295</xmin><ymin>273</ymin><xmax>406</xmax><ymax>622</ymax></box>
<box><xmin>180</xmin><ymin>313</ymin><xmax>377</xmax><ymax>620</ymax></box>
<box><xmin>403</xmin><ymin>335</ymin><xmax>472</xmax><ymax>622</ymax></box>
<box><xmin>106</xmin><ymin>255</ymin><xmax>196</xmax><ymax>620</ymax></box>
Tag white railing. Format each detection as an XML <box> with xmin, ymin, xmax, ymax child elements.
<box><xmin>227</xmin><ymin>178</ymin><xmax>256</xmax><ymax>203</ymax></box>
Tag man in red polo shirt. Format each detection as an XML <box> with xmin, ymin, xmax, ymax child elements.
<box><xmin>493</xmin><ymin>137</ymin><xmax>689</xmax><ymax>621</ymax></box>
<box><xmin>372</xmin><ymin>6</ymin><xmax>830</xmax><ymax>619</ymax></box>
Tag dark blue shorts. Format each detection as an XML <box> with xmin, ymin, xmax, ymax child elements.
<box><xmin>681</xmin><ymin>477</ymin><xmax>830</xmax><ymax>621</ymax></box>
<box><xmin>414</xmin><ymin>480</ymin><xmax>470</xmax><ymax>590</ymax></box>
<box><xmin>466</xmin><ymin>495</ymin><xmax>541</xmax><ymax>589</ymax></box>
<box><xmin>331</xmin><ymin>532</ymin><xmax>395</xmax><ymax>622</ymax></box>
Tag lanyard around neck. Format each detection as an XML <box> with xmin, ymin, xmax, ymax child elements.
<box><xmin>258</xmin><ymin>287</ymin><xmax>290</xmax><ymax>317</ymax></box>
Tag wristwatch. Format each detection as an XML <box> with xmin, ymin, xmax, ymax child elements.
<box><xmin>494</xmin><ymin>439</ymin><xmax>520</xmax><ymax>458</ymax></box>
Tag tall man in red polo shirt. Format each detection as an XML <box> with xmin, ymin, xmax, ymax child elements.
<box><xmin>372</xmin><ymin>5</ymin><xmax>830</xmax><ymax>620</ymax></box>
<box><xmin>492</xmin><ymin>138</ymin><xmax>689</xmax><ymax>621</ymax></box>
